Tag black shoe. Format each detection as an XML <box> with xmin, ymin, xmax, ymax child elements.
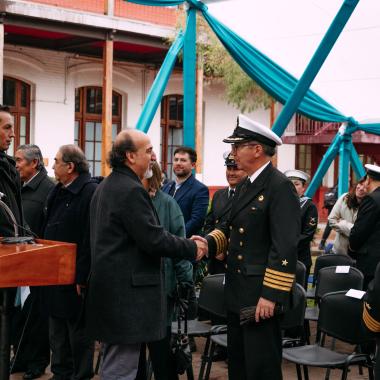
<box><xmin>23</xmin><ymin>369</ymin><xmax>45</xmax><ymax>379</ymax></box>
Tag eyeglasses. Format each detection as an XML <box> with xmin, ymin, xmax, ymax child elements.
<box><xmin>231</xmin><ymin>142</ymin><xmax>260</xmax><ymax>151</ymax></box>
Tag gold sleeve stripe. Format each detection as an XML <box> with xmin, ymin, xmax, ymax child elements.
<box><xmin>263</xmin><ymin>281</ymin><xmax>292</xmax><ymax>292</ymax></box>
<box><xmin>263</xmin><ymin>277</ymin><xmax>293</xmax><ymax>290</ymax></box>
<box><xmin>209</xmin><ymin>229</ymin><xmax>228</xmax><ymax>255</ymax></box>
<box><xmin>363</xmin><ymin>304</ymin><xmax>380</xmax><ymax>333</ymax></box>
<box><xmin>264</xmin><ymin>272</ymin><xmax>294</xmax><ymax>284</ymax></box>
<box><xmin>266</xmin><ymin>268</ymin><xmax>295</xmax><ymax>279</ymax></box>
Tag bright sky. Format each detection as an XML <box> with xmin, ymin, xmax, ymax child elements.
<box><xmin>207</xmin><ymin>0</ymin><xmax>380</xmax><ymax>121</ymax></box>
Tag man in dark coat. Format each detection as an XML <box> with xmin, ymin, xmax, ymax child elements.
<box><xmin>349</xmin><ymin>164</ymin><xmax>380</xmax><ymax>289</ymax></box>
<box><xmin>11</xmin><ymin>145</ymin><xmax>54</xmax><ymax>379</ymax></box>
<box><xmin>284</xmin><ymin>169</ymin><xmax>318</xmax><ymax>288</ymax></box>
<box><xmin>0</xmin><ymin>105</ymin><xmax>23</xmax><ymax>237</ymax></box>
<box><xmin>42</xmin><ymin>144</ymin><xmax>99</xmax><ymax>380</ymax></box>
<box><xmin>362</xmin><ymin>262</ymin><xmax>380</xmax><ymax>379</ymax></box>
<box><xmin>195</xmin><ymin>114</ymin><xmax>300</xmax><ymax>380</ymax></box>
<box><xmin>203</xmin><ymin>151</ymin><xmax>246</xmax><ymax>274</ymax></box>
<box><xmin>162</xmin><ymin>146</ymin><xmax>209</xmax><ymax>238</ymax></box>
<box><xmin>85</xmin><ymin>129</ymin><xmax>206</xmax><ymax>380</ymax></box>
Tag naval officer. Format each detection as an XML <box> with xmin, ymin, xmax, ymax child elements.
<box><xmin>199</xmin><ymin>114</ymin><xmax>300</xmax><ymax>379</ymax></box>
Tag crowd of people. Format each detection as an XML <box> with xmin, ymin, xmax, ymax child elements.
<box><xmin>1</xmin><ymin>103</ymin><xmax>380</xmax><ymax>380</ymax></box>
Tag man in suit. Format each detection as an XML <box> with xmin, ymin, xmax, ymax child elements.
<box><xmin>43</xmin><ymin>145</ymin><xmax>100</xmax><ymax>380</ymax></box>
<box><xmin>11</xmin><ymin>145</ymin><xmax>54</xmax><ymax>379</ymax></box>
<box><xmin>362</xmin><ymin>262</ymin><xmax>380</xmax><ymax>379</ymax></box>
<box><xmin>349</xmin><ymin>164</ymin><xmax>380</xmax><ymax>289</ymax></box>
<box><xmin>284</xmin><ymin>169</ymin><xmax>318</xmax><ymax>288</ymax></box>
<box><xmin>85</xmin><ymin>129</ymin><xmax>206</xmax><ymax>380</ymax></box>
<box><xmin>0</xmin><ymin>105</ymin><xmax>23</xmax><ymax>237</ymax></box>
<box><xmin>195</xmin><ymin>114</ymin><xmax>300</xmax><ymax>379</ymax></box>
<box><xmin>204</xmin><ymin>151</ymin><xmax>246</xmax><ymax>274</ymax></box>
<box><xmin>162</xmin><ymin>146</ymin><xmax>209</xmax><ymax>238</ymax></box>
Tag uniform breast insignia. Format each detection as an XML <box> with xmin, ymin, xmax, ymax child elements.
<box><xmin>282</xmin><ymin>259</ymin><xmax>288</xmax><ymax>267</ymax></box>
<box><xmin>309</xmin><ymin>217</ymin><xmax>317</xmax><ymax>226</ymax></box>
<box><xmin>258</xmin><ymin>195</ymin><xmax>264</xmax><ymax>202</ymax></box>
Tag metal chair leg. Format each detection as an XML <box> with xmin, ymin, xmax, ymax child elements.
<box><xmin>296</xmin><ymin>364</ymin><xmax>303</xmax><ymax>380</ymax></box>
<box><xmin>204</xmin><ymin>341</ymin><xmax>216</xmax><ymax>380</ymax></box>
<box><xmin>186</xmin><ymin>365</ymin><xmax>195</xmax><ymax>380</ymax></box>
<box><xmin>198</xmin><ymin>335</ymin><xmax>211</xmax><ymax>380</ymax></box>
<box><xmin>303</xmin><ymin>365</ymin><xmax>309</xmax><ymax>380</ymax></box>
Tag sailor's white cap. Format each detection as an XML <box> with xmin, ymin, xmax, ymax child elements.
<box><xmin>284</xmin><ymin>169</ymin><xmax>310</xmax><ymax>183</ymax></box>
<box><xmin>365</xmin><ymin>164</ymin><xmax>380</xmax><ymax>180</ymax></box>
<box><xmin>223</xmin><ymin>114</ymin><xmax>282</xmax><ymax>147</ymax></box>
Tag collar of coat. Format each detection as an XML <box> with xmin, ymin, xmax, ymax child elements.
<box><xmin>112</xmin><ymin>165</ymin><xmax>141</xmax><ymax>183</ymax></box>
<box><xmin>55</xmin><ymin>172</ymin><xmax>92</xmax><ymax>195</ymax></box>
<box><xmin>22</xmin><ymin>167</ymin><xmax>50</xmax><ymax>191</ymax></box>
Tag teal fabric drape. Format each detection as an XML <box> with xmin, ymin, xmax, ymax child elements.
<box><xmin>136</xmin><ymin>31</ymin><xmax>184</xmax><ymax>132</ymax></box>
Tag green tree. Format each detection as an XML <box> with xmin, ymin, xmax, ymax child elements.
<box><xmin>174</xmin><ymin>11</ymin><xmax>273</xmax><ymax>113</ymax></box>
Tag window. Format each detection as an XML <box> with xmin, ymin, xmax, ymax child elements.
<box><xmin>3</xmin><ymin>77</ymin><xmax>30</xmax><ymax>156</ymax></box>
<box><xmin>296</xmin><ymin>144</ymin><xmax>312</xmax><ymax>176</ymax></box>
<box><xmin>160</xmin><ymin>95</ymin><xmax>183</xmax><ymax>178</ymax></box>
<box><xmin>75</xmin><ymin>87</ymin><xmax>122</xmax><ymax>176</ymax></box>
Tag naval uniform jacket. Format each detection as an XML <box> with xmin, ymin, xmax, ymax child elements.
<box><xmin>349</xmin><ymin>187</ymin><xmax>380</xmax><ymax>283</ymax></box>
<box><xmin>204</xmin><ymin>187</ymin><xmax>234</xmax><ymax>274</ymax></box>
<box><xmin>298</xmin><ymin>196</ymin><xmax>318</xmax><ymax>268</ymax></box>
<box><xmin>206</xmin><ymin>163</ymin><xmax>300</xmax><ymax>313</ymax></box>
<box><xmin>85</xmin><ymin>165</ymin><xmax>196</xmax><ymax>345</ymax></box>
<box><xmin>363</xmin><ymin>262</ymin><xmax>380</xmax><ymax>334</ymax></box>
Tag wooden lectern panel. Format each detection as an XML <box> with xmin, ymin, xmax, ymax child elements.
<box><xmin>0</xmin><ymin>239</ymin><xmax>76</xmax><ymax>287</ymax></box>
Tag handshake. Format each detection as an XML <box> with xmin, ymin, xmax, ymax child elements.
<box><xmin>190</xmin><ymin>235</ymin><xmax>208</xmax><ymax>261</ymax></box>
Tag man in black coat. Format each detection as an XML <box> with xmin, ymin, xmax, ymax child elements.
<box><xmin>42</xmin><ymin>145</ymin><xmax>99</xmax><ymax>380</ymax></box>
<box><xmin>284</xmin><ymin>169</ymin><xmax>318</xmax><ymax>288</ymax></box>
<box><xmin>85</xmin><ymin>129</ymin><xmax>206</xmax><ymax>380</ymax></box>
<box><xmin>362</xmin><ymin>262</ymin><xmax>380</xmax><ymax>379</ymax></box>
<box><xmin>0</xmin><ymin>105</ymin><xmax>23</xmax><ymax>237</ymax></box>
<box><xmin>203</xmin><ymin>151</ymin><xmax>246</xmax><ymax>274</ymax></box>
<box><xmin>10</xmin><ymin>145</ymin><xmax>54</xmax><ymax>379</ymax></box>
<box><xmin>195</xmin><ymin>114</ymin><xmax>300</xmax><ymax>379</ymax></box>
<box><xmin>349</xmin><ymin>164</ymin><xmax>380</xmax><ymax>289</ymax></box>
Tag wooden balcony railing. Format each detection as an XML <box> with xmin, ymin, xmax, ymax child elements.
<box><xmin>295</xmin><ymin>114</ymin><xmax>340</xmax><ymax>135</ymax></box>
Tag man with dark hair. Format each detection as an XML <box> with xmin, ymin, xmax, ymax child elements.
<box><xmin>162</xmin><ymin>146</ymin><xmax>209</xmax><ymax>238</ymax></box>
<box><xmin>349</xmin><ymin>164</ymin><xmax>380</xmax><ymax>289</ymax></box>
<box><xmin>195</xmin><ymin>114</ymin><xmax>300</xmax><ymax>379</ymax></box>
<box><xmin>204</xmin><ymin>151</ymin><xmax>246</xmax><ymax>274</ymax></box>
<box><xmin>0</xmin><ymin>105</ymin><xmax>23</xmax><ymax>237</ymax></box>
<box><xmin>11</xmin><ymin>145</ymin><xmax>54</xmax><ymax>379</ymax></box>
<box><xmin>85</xmin><ymin>129</ymin><xmax>206</xmax><ymax>380</ymax></box>
<box><xmin>42</xmin><ymin>144</ymin><xmax>99</xmax><ymax>380</ymax></box>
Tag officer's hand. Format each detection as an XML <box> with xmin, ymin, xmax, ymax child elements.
<box><xmin>255</xmin><ymin>297</ymin><xmax>275</xmax><ymax>322</ymax></box>
<box><xmin>191</xmin><ymin>236</ymin><xmax>208</xmax><ymax>261</ymax></box>
<box><xmin>215</xmin><ymin>252</ymin><xmax>225</xmax><ymax>261</ymax></box>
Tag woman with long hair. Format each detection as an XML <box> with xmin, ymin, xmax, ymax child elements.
<box><xmin>328</xmin><ymin>179</ymin><xmax>367</xmax><ymax>254</ymax></box>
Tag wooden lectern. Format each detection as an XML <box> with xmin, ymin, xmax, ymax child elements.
<box><xmin>0</xmin><ymin>239</ymin><xmax>76</xmax><ymax>379</ymax></box>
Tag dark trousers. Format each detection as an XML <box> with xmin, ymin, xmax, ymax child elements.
<box><xmin>11</xmin><ymin>291</ymin><xmax>50</xmax><ymax>372</ymax></box>
<box><xmin>49</xmin><ymin>316</ymin><xmax>94</xmax><ymax>380</ymax></box>
<box><xmin>227</xmin><ymin>311</ymin><xmax>282</xmax><ymax>380</ymax></box>
<box><xmin>136</xmin><ymin>327</ymin><xmax>178</xmax><ymax>380</ymax></box>
<box><xmin>375</xmin><ymin>337</ymin><xmax>380</xmax><ymax>380</ymax></box>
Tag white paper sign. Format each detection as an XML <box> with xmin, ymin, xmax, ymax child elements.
<box><xmin>336</xmin><ymin>265</ymin><xmax>350</xmax><ymax>273</ymax></box>
<box><xmin>345</xmin><ymin>289</ymin><xmax>365</xmax><ymax>299</ymax></box>
<box><xmin>20</xmin><ymin>286</ymin><xmax>31</xmax><ymax>308</ymax></box>
<box><xmin>223</xmin><ymin>275</ymin><xmax>225</xmax><ymax>285</ymax></box>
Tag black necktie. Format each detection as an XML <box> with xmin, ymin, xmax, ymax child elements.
<box><xmin>229</xmin><ymin>189</ymin><xmax>235</xmax><ymax>199</ymax></box>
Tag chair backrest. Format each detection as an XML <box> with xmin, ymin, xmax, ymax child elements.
<box><xmin>313</xmin><ymin>254</ymin><xmax>354</xmax><ymax>286</ymax></box>
<box><xmin>315</xmin><ymin>266</ymin><xmax>364</xmax><ymax>300</ymax></box>
<box><xmin>318</xmin><ymin>291</ymin><xmax>373</xmax><ymax>345</ymax></box>
<box><xmin>198</xmin><ymin>274</ymin><xmax>226</xmax><ymax>319</ymax></box>
<box><xmin>281</xmin><ymin>283</ymin><xmax>307</xmax><ymax>330</ymax></box>
<box><xmin>296</xmin><ymin>260</ymin><xmax>306</xmax><ymax>288</ymax></box>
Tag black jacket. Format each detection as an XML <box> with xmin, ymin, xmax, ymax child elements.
<box><xmin>42</xmin><ymin>172</ymin><xmax>99</xmax><ymax>319</ymax></box>
<box><xmin>363</xmin><ymin>262</ymin><xmax>380</xmax><ymax>334</ymax></box>
<box><xmin>206</xmin><ymin>163</ymin><xmax>300</xmax><ymax>313</ymax></box>
<box><xmin>204</xmin><ymin>187</ymin><xmax>233</xmax><ymax>274</ymax></box>
<box><xmin>85</xmin><ymin>165</ymin><xmax>196</xmax><ymax>345</ymax></box>
<box><xmin>349</xmin><ymin>187</ymin><xmax>380</xmax><ymax>282</ymax></box>
<box><xmin>0</xmin><ymin>152</ymin><xmax>23</xmax><ymax>237</ymax></box>
<box><xmin>21</xmin><ymin>168</ymin><xmax>54</xmax><ymax>237</ymax></box>
<box><xmin>297</xmin><ymin>196</ymin><xmax>318</xmax><ymax>267</ymax></box>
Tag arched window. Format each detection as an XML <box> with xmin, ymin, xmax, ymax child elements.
<box><xmin>160</xmin><ymin>95</ymin><xmax>183</xmax><ymax>178</ymax></box>
<box><xmin>75</xmin><ymin>87</ymin><xmax>122</xmax><ymax>176</ymax></box>
<box><xmin>3</xmin><ymin>77</ymin><xmax>31</xmax><ymax>156</ymax></box>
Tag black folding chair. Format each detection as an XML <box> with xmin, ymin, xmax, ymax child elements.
<box><xmin>283</xmin><ymin>290</ymin><xmax>375</xmax><ymax>380</ymax></box>
<box><xmin>170</xmin><ymin>274</ymin><xmax>226</xmax><ymax>380</ymax></box>
<box><xmin>296</xmin><ymin>260</ymin><xmax>307</xmax><ymax>289</ymax></box>
<box><xmin>304</xmin><ymin>265</ymin><xmax>363</xmax><ymax>344</ymax></box>
<box><xmin>307</xmin><ymin>254</ymin><xmax>354</xmax><ymax>299</ymax></box>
